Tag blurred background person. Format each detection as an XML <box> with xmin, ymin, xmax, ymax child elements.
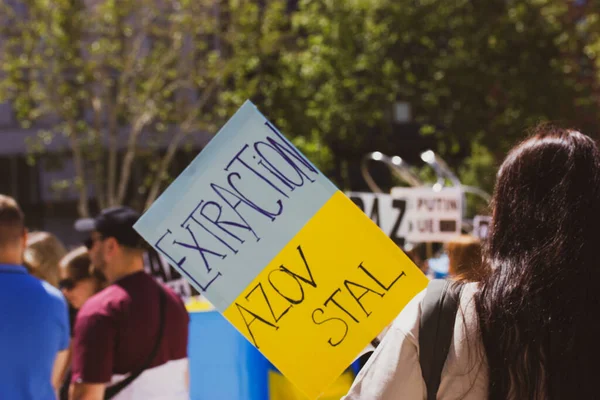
<box><xmin>23</xmin><ymin>231</ymin><xmax>67</xmax><ymax>288</ymax></box>
<box><xmin>70</xmin><ymin>206</ymin><xmax>189</xmax><ymax>399</ymax></box>
<box><xmin>0</xmin><ymin>195</ymin><xmax>70</xmax><ymax>399</ymax></box>
<box><xmin>404</xmin><ymin>244</ymin><xmax>429</xmax><ymax>276</ymax></box>
<box><xmin>447</xmin><ymin>234</ymin><xmax>486</xmax><ymax>282</ymax></box>
<box><xmin>57</xmin><ymin>246</ymin><xmax>106</xmax><ymax>400</ymax></box>
<box><xmin>59</xmin><ymin>246</ymin><xmax>106</xmax><ymax>310</ymax></box>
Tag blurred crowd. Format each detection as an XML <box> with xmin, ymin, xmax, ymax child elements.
<box><xmin>0</xmin><ymin>199</ymin><xmax>189</xmax><ymax>400</ymax></box>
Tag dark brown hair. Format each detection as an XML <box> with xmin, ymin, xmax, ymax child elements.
<box><xmin>475</xmin><ymin>127</ymin><xmax>600</xmax><ymax>399</ymax></box>
<box><xmin>60</xmin><ymin>246</ymin><xmax>106</xmax><ymax>285</ymax></box>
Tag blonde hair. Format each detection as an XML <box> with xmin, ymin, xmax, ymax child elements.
<box><xmin>447</xmin><ymin>234</ymin><xmax>486</xmax><ymax>282</ymax></box>
<box><xmin>23</xmin><ymin>231</ymin><xmax>67</xmax><ymax>287</ymax></box>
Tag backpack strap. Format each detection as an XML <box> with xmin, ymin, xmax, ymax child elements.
<box><xmin>104</xmin><ymin>287</ymin><xmax>167</xmax><ymax>399</ymax></box>
<box><xmin>419</xmin><ymin>279</ymin><xmax>463</xmax><ymax>400</ymax></box>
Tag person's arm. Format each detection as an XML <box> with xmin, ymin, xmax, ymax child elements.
<box><xmin>53</xmin><ymin>292</ymin><xmax>72</xmax><ymax>396</ymax></box>
<box><xmin>69</xmin><ymin>305</ymin><xmax>116</xmax><ymax>400</ymax></box>
<box><xmin>342</xmin><ymin>291</ymin><xmax>427</xmax><ymax>400</ymax></box>
<box><xmin>52</xmin><ymin>348</ymin><xmax>70</xmax><ymax>393</ymax></box>
<box><xmin>69</xmin><ymin>383</ymin><xmax>105</xmax><ymax>400</ymax></box>
<box><xmin>185</xmin><ymin>362</ymin><xmax>190</xmax><ymax>390</ymax></box>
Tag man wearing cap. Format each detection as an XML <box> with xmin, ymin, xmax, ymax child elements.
<box><xmin>0</xmin><ymin>194</ymin><xmax>70</xmax><ymax>399</ymax></box>
<box><xmin>69</xmin><ymin>206</ymin><xmax>189</xmax><ymax>400</ymax></box>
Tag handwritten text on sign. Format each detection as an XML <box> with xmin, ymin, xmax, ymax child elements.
<box><xmin>134</xmin><ymin>101</ymin><xmax>428</xmax><ymax>399</ymax></box>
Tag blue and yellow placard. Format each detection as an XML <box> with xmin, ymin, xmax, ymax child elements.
<box><xmin>134</xmin><ymin>101</ymin><xmax>428</xmax><ymax>399</ymax></box>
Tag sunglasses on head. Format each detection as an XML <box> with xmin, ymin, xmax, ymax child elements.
<box><xmin>58</xmin><ymin>278</ymin><xmax>78</xmax><ymax>291</ymax></box>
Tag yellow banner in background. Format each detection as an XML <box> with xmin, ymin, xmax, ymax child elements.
<box><xmin>223</xmin><ymin>191</ymin><xmax>428</xmax><ymax>399</ymax></box>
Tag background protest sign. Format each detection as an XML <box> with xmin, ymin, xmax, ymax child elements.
<box><xmin>391</xmin><ymin>187</ymin><xmax>462</xmax><ymax>242</ymax></box>
<box><xmin>473</xmin><ymin>215</ymin><xmax>492</xmax><ymax>240</ymax></box>
<box><xmin>348</xmin><ymin>188</ymin><xmax>462</xmax><ymax>244</ymax></box>
<box><xmin>143</xmin><ymin>249</ymin><xmax>197</xmax><ymax>300</ymax></box>
<box><xmin>346</xmin><ymin>192</ymin><xmax>409</xmax><ymax>246</ymax></box>
<box><xmin>134</xmin><ymin>100</ymin><xmax>428</xmax><ymax>399</ymax></box>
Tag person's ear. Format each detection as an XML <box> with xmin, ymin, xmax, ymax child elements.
<box><xmin>104</xmin><ymin>237</ymin><xmax>119</xmax><ymax>257</ymax></box>
<box><xmin>21</xmin><ymin>228</ymin><xmax>28</xmax><ymax>248</ymax></box>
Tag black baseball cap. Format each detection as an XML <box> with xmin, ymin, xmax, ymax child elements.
<box><xmin>75</xmin><ymin>206</ymin><xmax>145</xmax><ymax>249</ymax></box>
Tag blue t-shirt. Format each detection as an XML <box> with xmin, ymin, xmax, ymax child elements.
<box><xmin>0</xmin><ymin>264</ymin><xmax>70</xmax><ymax>399</ymax></box>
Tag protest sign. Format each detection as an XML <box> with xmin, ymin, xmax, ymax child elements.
<box><xmin>143</xmin><ymin>249</ymin><xmax>196</xmax><ymax>300</ymax></box>
<box><xmin>473</xmin><ymin>215</ymin><xmax>492</xmax><ymax>240</ymax></box>
<box><xmin>391</xmin><ymin>187</ymin><xmax>462</xmax><ymax>242</ymax></box>
<box><xmin>134</xmin><ymin>100</ymin><xmax>428</xmax><ymax>399</ymax></box>
<box><xmin>348</xmin><ymin>188</ymin><xmax>462</xmax><ymax>244</ymax></box>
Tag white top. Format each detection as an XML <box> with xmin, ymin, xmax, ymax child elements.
<box><xmin>110</xmin><ymin>358</ymin><xmax>189</xmax><ymax>400</ymax></box>
<box><xmin>343</xmin><ymin>283</ymin><xmax>488</xmax><ymax>399</ymax></box>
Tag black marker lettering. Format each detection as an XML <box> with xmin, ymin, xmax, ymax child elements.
<box><xmin>324</xmin><ymin>288</ymin><xmax>359</xmax><ymax>323</ymax></box>
<box><xmin>344</xmin><ymin>280</ymin><xmax>384</xmax><ymax>317</ymax></box>
<box><xmin>234</xmin><ymin>302</ymin><xmax>278</xmax><ymax>349</ymax></box>
<box><xmin>155</xmin><ymin>229</ymin><xmax>186</xmax><ymax>268</ymax></box>
<box><xmin>173</xmin><ymin>225</ymin><xmax>226</xmax><ymax>273</ymax></box>
<box><xmin>200</xmin><ymin>201</ymin><xmax>246</xmax><ymax>245</ymax></box>
<box><xmin>211</xmin><ymin>182</ymin><xmax>264</xmax><ymax>239</ymax></box>
<box><xmin>268</xmin><ymin>245</ymin><xmax>317</xmax><ymax>305</ymax></box>
<box><xmin>181</xmin><ymin>201</ymin><xmax>239</xmax><ymax>254</ymax></box>
<box><xmin>256</xmin><ymin>158</ymin><xmax>296</xmax><ymax>191</ymax></box>
<box><xmin>264</xmin><ymin>121</ymin><xmax>318</xmax><ymax>174</ymax></box>
<box><xmin>226</xmin><ymin>144</ymin><xmax>289</xmax><ymax>198</ymax></box>
<box><xmin>255</xmin><ymin>141</ymin><xmax>309</xmax><ymax>187</ymax></box>
<box><xmin>312</xmin><ymin>308</ymin><xmax>349</xmax><ymax>347</ymax></box>
<box><xmin>155</xmin><ymin>229</ymin><xmax>222</xmax><ymax>292</ymax></box>
<box><xmin>227</xmin><ymin>172</ymin><xmax>283</xmax><ymax>219</ymax></box>
<box><xmin>246</xmin><ymin>282</ymin><xmax>291</xmax><ymax>323</ymax></box>
<box><xmin>359</xmin><ymin>262</ymin><xmax>406</xmax><ymax>291</ymax></box>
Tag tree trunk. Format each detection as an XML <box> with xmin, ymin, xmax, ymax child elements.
<box><xmin>68</xmin><ymin>121</ymin><xmax>90</xmax><ymax>217</ymax></box>
<box><xmin>91</xmin><ymin>96</ymin><xmax>107</xmax><ymax>209</ymax></box>
<box><xmin>116</xmin><ymin>111</ymin><xmax>153</xmax><ymax>205</ymax></box>
<box><xmin>107</xmin><ymin>100</ymin><xmax>119</xmax><ymax>207</ymax></box>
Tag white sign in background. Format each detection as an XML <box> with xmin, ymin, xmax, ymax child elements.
<box><xmin>473</xmin><ymin>215</ymin><xmax>492</xmax><ymax>240</ymax></box>
<box><xmin>347</xmin><ymin>187</ymin><xmax>462</xmax><ymax>243</ymax></box>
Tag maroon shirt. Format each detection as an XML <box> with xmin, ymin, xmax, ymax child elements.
<box><xmin>71</xmin><ymin>271</ymin><xmax>189</xmax><ymax>384</ymax></box>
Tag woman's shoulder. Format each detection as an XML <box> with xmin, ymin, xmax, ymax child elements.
<box><xmin>388</xmin><ymin>281</ymin><xmax>480</xmax><ymax>342</ymax></box>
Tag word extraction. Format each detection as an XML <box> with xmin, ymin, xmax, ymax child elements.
<box><xmin>153</xmin><ymin>122</ymin><xmax>319</xmax><ymax>292</ymax></box>
<box><xmin>234</xmin><ymin>245</ymin><xmax>407</xmax><ymax>349</ymax></box>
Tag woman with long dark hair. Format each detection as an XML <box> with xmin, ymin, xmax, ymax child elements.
<box><xmin>343</xmin><ymin>126</ymin><xmax>600</xmax><ymax>399</ymax></box>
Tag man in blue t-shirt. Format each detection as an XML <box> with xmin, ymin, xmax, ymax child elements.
<box><xmin>0</xmin><ymin>195</ymin><xmax>70</xmax><ymax>399</ymax></box>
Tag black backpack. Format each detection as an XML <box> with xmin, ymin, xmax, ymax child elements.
<box><xmin>419</xmin><ymin>279</ymin><xmax>463</xmax><ymax>400</ymax></box>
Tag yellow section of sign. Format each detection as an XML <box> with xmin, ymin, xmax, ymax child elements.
<box><xmin>223</xmin><ymin>191</ymin><xmax>428</xmax><ymax>399</ymax></box>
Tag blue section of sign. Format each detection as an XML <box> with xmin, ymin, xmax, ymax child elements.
<box><xmin>134</xmin><ymin>101</ymin><xmax>337</xmax><ymax>311</ymax></box>
<box><xmin>188</xmin><ymin>310</ymin><xmax>270</xmax><ymax>400</ymax></box>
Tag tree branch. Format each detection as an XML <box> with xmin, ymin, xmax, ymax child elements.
<box><xmin>91</xmin><ymin>95</ymin><xmax>107</xmax><ymax>209</ymax></box>
<box><xmin>67</xmin><ymin>122</ymin><xmax>90</xmax><ymax>217</ymax></box>
<box><xmin>144</xmin><ymin>80</ymin><xmax>218</xmax><ymax>209</ymax></box>
<box><xmin>115</xmin><ymin>107</ymin><xmax>155</xmax><ymax>204</ymax></box>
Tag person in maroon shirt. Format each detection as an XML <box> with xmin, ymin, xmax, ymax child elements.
<box><xmin>70</xmin><ymin>206</ymin><xmax>189</xmax><ymax>400</ymax></box>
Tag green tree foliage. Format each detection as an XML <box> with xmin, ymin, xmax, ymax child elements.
<box><xmin>0</xmin><ymin>0</ymin><xmax>290</xmax><ymax>215</ymax></box>
<box><xmin>255</xmin><ymin>0</ymin><xmax>598</xmax><ymax>192</ymax></box>
<box><xmin>2</xmin><ymin>0</ymin><xmax>598</xmax><ymax>213</ymax></box>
